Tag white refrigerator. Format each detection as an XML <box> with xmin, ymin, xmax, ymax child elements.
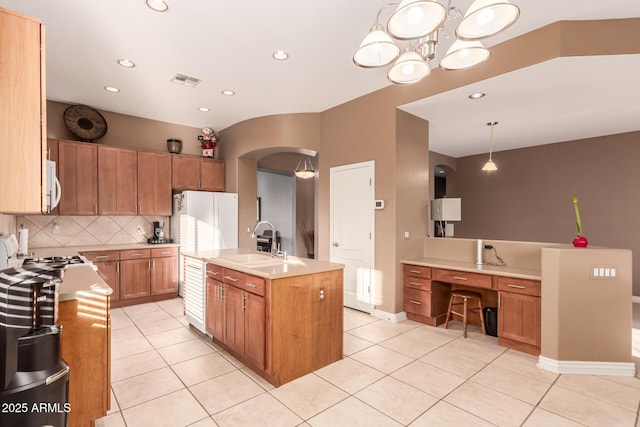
<box><xmin>172</xmin><ymin>191</ymin><xmax>238</xmax><ymax>333</ymax></box>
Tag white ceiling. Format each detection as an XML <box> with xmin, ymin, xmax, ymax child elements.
<box><xmin>1</xmin><ymin>0</ymin><xmax>639</xmax><ymax>157</ymax></box>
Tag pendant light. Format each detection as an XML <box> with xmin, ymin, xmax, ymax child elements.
<box><xmin>387</xmin><ymin>0</ymin><xmax>447</xmax><ymax>40</ymax></box>
<box><xmin>387</xmin><ymin>50</ymin><xmax>431</xmax><ymax>84</ymax></box>
<box><xmin>295</xmin><ymin>156</ymin><xmax>316</xmax><ymax>179</ymax></box>
<box><xmin>440</xmin><ymin>39</ymin><xmax>490</xmax><ymax>70</ymax></box>
<box><xmin>482</xmin><ymin>121</ymin><xmax>498</xmax><ymax>172</ymax></box>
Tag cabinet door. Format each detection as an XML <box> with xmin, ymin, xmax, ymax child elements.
<box><xmin>172</xmin><ymin>156</ymin><xmax>201</xmax><ymax>190</ymax></box>
<box><xmin>59</xmin><ymin>141</ymin><xmax>98</xmax><ymax>215</ymax></box>
<box><xmin>120</xmin><ymin>259</ymin><xmax>150</xmax><ymax>299</ymax></box>
<box><xmin>244</xmin><ymin>292</ymin><xmax>265</xmax><ymax>369</ymax></box>
<box><xmin>95</xmin><ymin>260</ymin><xmax>120</xmax><ymax>302</ymax></box>
<box><xmin>138</xmin><ymin>151</ymin><xmax>172</xmax><ymax>215</ymax></box>
<box><xmin>150</xmin><ymin>256</ymin><xmax>178</xmax><ymax>295</ymax></box>
<box><xmin>98</xmin><ymin>146</ymin><xmax>137</xmax><ymax>215</ymax></box>
<box><xmin>498</xmin><ymin>291</ymin><xmax>541</xmax><ymax>346</ymax></box>
<box><xmin>206</xmin><ymin>278</ymin><xmax>225</xmax><ymax>342</ymax></box>
<box><xmin>200</xmin><ymin>158</ymin><xmax>225</xmax><ymax>191</ymax></box>
<box><xmin>224</xmin><ymin>284</ymin><xmax>245</xmax><ymax>357</ymax></box>
<box><xmin>0</xmin><ymin>9</ymin><xmax>45</xmax><ymax>213</ymax></box>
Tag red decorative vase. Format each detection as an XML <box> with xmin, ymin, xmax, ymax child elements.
<box><xmin>573</xmin><ymin>235</ymin><xmax>588</xmax><ymax>248</ymax></box>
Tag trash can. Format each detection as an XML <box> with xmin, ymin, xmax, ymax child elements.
<box><xmin>483</xmin><ymin>307</ymin><xmax>498</xmax><ymax>337</ymax></box>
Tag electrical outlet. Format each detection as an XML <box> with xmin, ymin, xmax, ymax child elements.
<box><xmin>319</xmin><ymin>288</ymin><xmax>325</xmax><ymax>301</ymax></box>
<box><xmin>52</xmin><ymin>222</ymin><xmax>60</xmax><ymax>234</ymax></box>
<box><xmin>404</xmin><ymin>231</ymin><xmax>409</xmax><ymax>240</ymax></box>
<box><xmin>136</xmin><ymin>225</ymin><xmax>145</xmax><ymax>236</ymax></box>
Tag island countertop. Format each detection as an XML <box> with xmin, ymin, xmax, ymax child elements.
<box><xmin>401</xmin><ymin>257</ymin><xmax>541</xmax><ymax>281</ymax></box>
<box><xmin>182</xmin><ymin>248</ymin><xmax>344</xmax><ymax>279</ymax></box>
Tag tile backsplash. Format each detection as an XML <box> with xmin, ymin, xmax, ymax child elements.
<box><xmin>16</xmin><ymin>215</ymin><xmax>171</xmax><ymax>248</ymax></box>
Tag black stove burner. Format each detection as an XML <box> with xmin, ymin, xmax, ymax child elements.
<box><xmin>22</xmin><ymin>255</ymin><xmax>86</xmax><ymax>266</ymax></box>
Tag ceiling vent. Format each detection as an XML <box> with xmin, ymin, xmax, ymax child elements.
<box><xmin>171</xmin><ymin>73</ymin><xmax>201</xmax><ymax>87</ymax></box>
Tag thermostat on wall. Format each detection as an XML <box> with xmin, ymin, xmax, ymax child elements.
<box><xmin>374</xmin><ymin>200</ymin><xmax>385</xmax><ymax>209</ymax></box>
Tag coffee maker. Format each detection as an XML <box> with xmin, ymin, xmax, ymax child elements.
<box><xmin>148</xmin><ymin>220</ymin><xmax>172</xmax><ymax>244</ymax></box>
<box><xmin>0</xmin><ymin>264</ymin><xmax>70</xmax><ymax>427</ymax></box>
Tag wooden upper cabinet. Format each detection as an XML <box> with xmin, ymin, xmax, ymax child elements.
<box><xmin>98</xmin><ymin>146</ymin><xmax>137</xmax><ymax>215</ymax></box>
<box><xmin>0</xmin><ymin>8</ymin><xmax>46</xmax><ymax>213</ymax></box>
<box><xmin>201</xmin><ymin>158</ymin><xmax>225</xmax><ymax>191</ymax></box>
<box><xmin>172</xmin><ymin>155</ymin><xmax>201</xmax><ymax>190</ymax></box>
<box><xmin>172</xmin><ymin>155</ymin><xmax>225</xmax><ymax>191</ymax></box>
<box><xmin>58</xmin><ymin>140</ymin><xmax>98</xmax><ymax>215</ymax></box>
<box><xmin>47</xmin><ymin>139</ymin><xmax>60</xmax><ymax>216</ymax></box>
<box><xmin>138</xmin><ymin>151</ymin><xmax>172</xmax><ymax>215</ymax></box>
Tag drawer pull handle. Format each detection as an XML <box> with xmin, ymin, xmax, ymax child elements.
<box><xmin>409</xmin><ymin>300</ymin><xmax>421</xmax><ymax>305</ymax></box>
<box><xmin>95</xmin><ymin>255</ymin><xmax>109</xmax><ymax>259</ymax></box>
<box><xmin>224</xmin><ymin>276</ymin><xmax>239</xmax><ymax>282</ymax></box>
<box><xmin>246</xmin><ymin>283</ymin><xmax>258</xmax><ymax>288</ymax></box>
<box><xmin>409</xmin><ymin>269</ymin><xmax>422</xmax><ymax>274</ymax></box>
<box><xmin>130</xmin><ymin>253</ymin><xmax>143</xmax><ymax>256</ymax></box>
<box><xmin>453</xmin><ymin>276</ymin><xmax>468</xmax><ymax>281</ymax></box>
<box><xmin>508</xmin><ymin>284</ymin><xmax>526</xmax><ymax>289</ymax></box>
<box><xmin>161</xmin><ymin>251</ymin><xmax>172</xmax><ymax>254</ymax></box>
<box><xmin>409</xmin><ymin>281</ymin><xmax>421</xmax><ymax>286</ymax></box>
<box><xmin>206</xmin><ymin>270</ymin><xmax>219</xmax><ymax>275</ymax></box>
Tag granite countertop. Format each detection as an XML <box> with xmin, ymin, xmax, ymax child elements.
<box><xmin>26</xmin><ymin>242</ymin><xmax>179</xmax><ymax>258</ymax></box>
<box><xmin>182</xmin><ymin>248</ymin><xmax>344</xmax><ymax>280</ymax></box>
<box><xmin>402</xmin><ymin>257</ymin><xmax>541</xmax><ymax>281</ymax></box>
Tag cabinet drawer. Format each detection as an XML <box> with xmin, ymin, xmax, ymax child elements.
<box><xmin>205</xmin><ymin>263</ymin><xmax>224</xmax><ymax>280</ymax></box>
<box><xmin>223</xmin><ymin>268</ymin><xmax>245</xmax><ymax>288</ymax></box>
<box><xmin>82</xmin><ymin>250</ymin><xmax>119</xmax><ymax>262</ymax></box>
<box><xmin>120</xmin><ymin>249</ymin><xmax>151</xmax><ymax>260</ymax></box>
<box><xmin>496</xmin><ymin>276</ymin><xmax>541</xmax><ymax>297</ymax></box>
<box><xmin>151</xmin><ymin>247</ymin><xmax>178</xmax><ymax>258</ymax></box>
<box><xmin>244</xmin><ymin>274</ymin><xmax>265</xmax><ymax>296</ymax></box>
<box><xmin>403</xmin><ymin>264</ymin><xmax>431</xmax><ymax>279</ymax></box>
<box><xmin>403</xmin><ymin>288</ymin><xmax>431</xmax><ymax>317</ymax></box>
<box><xmin>403</xmin><ymin>275</ymin><xmax>431</xmax><ymax>291</ymax></box>
<box><xmin>433</xmin><ymin>268</ymin><xmax>492</xmax><ymax>289</ymax></box>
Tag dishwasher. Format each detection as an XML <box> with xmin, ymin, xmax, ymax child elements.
<box><xmin>183</xmin><ymin>257</ymin><xmax>207</xmax><ymax>334</ymax></box>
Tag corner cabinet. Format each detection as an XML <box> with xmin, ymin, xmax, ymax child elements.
<box><xmin>0</xmin><ymin>7</ymin><xmax>46</xmax><ymax>213</ymax></box>
<box><xmin>205</xmin><ymin>262</ymin><xmax>343</xmax><ymax>387</ymax></box>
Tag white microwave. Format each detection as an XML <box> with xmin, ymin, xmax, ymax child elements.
<box><xmin>46</xmin><ymin>160</ymin><xmax>61</xmax><ymax>213</ymax></box>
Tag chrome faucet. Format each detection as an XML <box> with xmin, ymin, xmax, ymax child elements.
<box><xmin>250</xmin><ymin>220</ymin><xmax>286</xmax><ymax>259</ymax></box>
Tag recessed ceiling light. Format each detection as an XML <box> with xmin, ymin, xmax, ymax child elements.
<box><xmin>104</xmin><ymin>86</ymin><xmax>120</xmax><ymax>93</ymax></box>
<box><xmin>117</xmin><ymin>59</ymin><xmax>135</xmax><ymax>68</ymax></box>
<box><xmin>272</xmin><ymin>50</ymin><xmax>289</xmax><ymax>61</ymax></box>
<box><xmin>146</xmin><ymin>0</ymin><xmax>168</xmax><ymax>12</ymax></box>
<box><xmin>221</xmin><ymin>90</ymin><xmax>235</xmax><ymax>96</ymax></box>
<box><xmin>197</xmin><ymin>107</ymin><xmax>210</xmax><ymax>112</ymax></box>
<box><xmin>468</xmin><ymin>92</ymin><xmax>486</xmax><ymax>99</ymax></box>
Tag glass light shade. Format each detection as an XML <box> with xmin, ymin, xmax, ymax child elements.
<box><xmin>387</xmin><ymin>0</ymin><xmax>447</xmax><ymax>40</ymax></box>
<box><xmin>146</xmin><ymin>0</ymin><xmax>168</xmax><ymax>12</ymax></box>
<box><xmin>440</xmin><ymin>39</ymin><xmax>490</xmax><ymax>70</ymax></box>
<box><xmin>387</xmin><ymin>51</ymin><xmax>431</xmax><ymax>84</ymax></box>
<box><xmin>456</xmin><ymin>0</ymin><xmax>520</xmax><ymax>40</ymax></box>
<box><xmin>353</xmin><ymin>28</ymin><xmax>400</xmax><ymax>68</ymax></box>
<box><xmin>482</xmin><ymin>158</ymin><xmax>497</xmax><ymax>171</ymax></box>
<box><xmin>295</xmin><ymin>157</ymin><xmax>316</xmax><ymax>179</ymax></box>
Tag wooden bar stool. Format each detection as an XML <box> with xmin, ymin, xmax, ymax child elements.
<box><xmin>444</xmin><ymin>290</ymin><xmax>486</xmax><ymax>338</ymax></box>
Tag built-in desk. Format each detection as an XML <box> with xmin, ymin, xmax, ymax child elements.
<box><xmin>402</xmin><ymin>258</ymin><xmax>542</xmax><ymax>355</ymax></box>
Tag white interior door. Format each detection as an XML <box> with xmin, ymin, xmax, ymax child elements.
<box><xmin>330</xmin><ymin>161</ymin><xmax>374</xmax><ymax>313</ymax></box>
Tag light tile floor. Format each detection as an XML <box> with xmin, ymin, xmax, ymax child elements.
<box><xmin>96</xmin><ymin>298</ymin><xmax>640</xmax><ymax>427</ymax></box>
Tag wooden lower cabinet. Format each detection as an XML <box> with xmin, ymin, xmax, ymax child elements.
<box><xmin>497</xmin><ymin>277</ymin><xmax>541</xmax><ymax>355</ymax></box>
<box><xmin>205</xmin><ymin>264</ymin><xmax>343</xmax><ymax>387</ymax></box>
<box><xmin>58</xmin><ymin>294</ymin><xmax>110</xmax><ymax>427</ymax></box>
<box><xmin>82</xmin><ymin>247</ymin><xmax>178</xmax><ymax>307</ymax></box>
<box><xmin>402</xmin><ymin>264</ymin><xmax>449</xmax><ymax>326</ymax></box>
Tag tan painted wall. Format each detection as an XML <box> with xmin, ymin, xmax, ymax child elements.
<box><xmin>450</xmin><ymin>131</ymin><xmax>640</xmax><ymax>295</ymax></box>
<box><xmin>47</xmin><ymin>101</ymin><xmax>202</xmax><ymax>155</ymax></box>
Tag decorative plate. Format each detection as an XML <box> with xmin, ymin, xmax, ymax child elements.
<box><xmin>63</xmin><ymin>105</ymin><xmax>108</xmax><ymax>142</ymax></box>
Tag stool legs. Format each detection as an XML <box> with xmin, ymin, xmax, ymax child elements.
<box><xmin>444</xmin><ymin>291</ymin><xmax>487</xmax><ymax>338</ymax></box>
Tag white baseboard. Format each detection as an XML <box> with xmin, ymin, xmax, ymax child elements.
<box><xmin>371</xmin><ymin>309</ymin><xmax>407</xmax><ymax>323</ymax></box>
<box><xmin>538</xmin><ymin>356</ymin><xmax>636</xmax><ymax>376</ymax></box>
<box><xmin>633</xmin><ymin>295</ymin><xmax>640</xmax><ymax>304</ymax></box>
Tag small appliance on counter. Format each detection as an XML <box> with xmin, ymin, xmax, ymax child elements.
<box><xmin>0</xmin><ymin>263</ymin><xmax>70</xmax><ymax>427</ymax></box>
<box><xmin>0</xmin><ymin>234</ymin><xmax>21</xmax><ymax>270</ymax></box>
<box><xmin>148</xmin><ymin>220</ymin><xmax>173</xmax><ymax>244</ymax></box>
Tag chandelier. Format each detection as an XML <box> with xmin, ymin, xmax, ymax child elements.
<box><xmin>353</xmin><ymin>0</ymin><xmax>520</xmax><ymax>84</ymax></box>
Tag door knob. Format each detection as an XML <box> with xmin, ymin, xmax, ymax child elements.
<box><xmin>333</xmin><ymin>242</ymin><xmax>339</xmax><ymax>247</ymax></box>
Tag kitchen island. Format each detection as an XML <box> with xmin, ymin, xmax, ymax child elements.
<box><xmin>182</xmin><ymin>249</ymin><xmax>344</xmax><ymax>387</ymax></box>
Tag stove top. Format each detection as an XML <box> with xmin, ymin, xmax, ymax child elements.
<box><xmin>22</xmin><ymin>255</ymin><xmax>89</xmax><ymax>266</ymax></box>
